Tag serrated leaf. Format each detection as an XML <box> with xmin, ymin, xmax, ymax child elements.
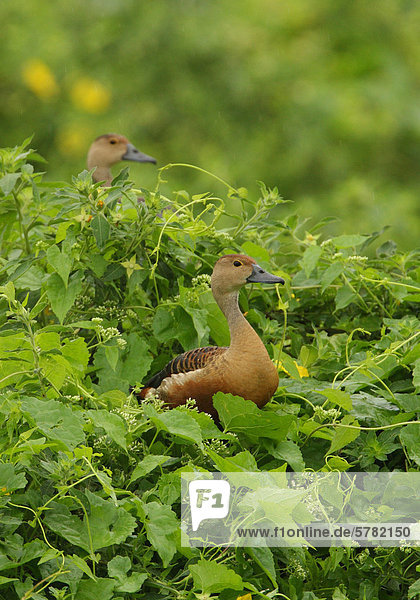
<box><xmin>143</xmin><ymin>502</ymin><xmax>178</xmax><ymax>567</ymax></box>
<box><xmin>190</xmin><ymin>558</ymin><xmax>243</xmax><ymax>594</ymax></box>
<box><xmin>44</xmin><ymin>490</ymin><xmax>137</xmax><ymax>552</ymax></box>
<box><xmin>21</xmin><ymin>397</ymin><xmax>85</xmax><ymax>451</ymax></box>
<box><xmin>321</xmin><ymin>262</ymin><xmax>344</xmax><ymax>292</ymax></box>
<box><xmin>86</xmin><ymin>409</ymin><xmax>127</xmax><ymax>450</ymax></box>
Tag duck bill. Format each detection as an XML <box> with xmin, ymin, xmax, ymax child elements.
<box><xmin>247</xmin><ymin>264</ymin><xmax>285</xmax><ymax>285</ymax></box>
<box><xmin>122</xmin><ymin>143</ymin><xmax>157</xmax><ymax>164</ymax></box>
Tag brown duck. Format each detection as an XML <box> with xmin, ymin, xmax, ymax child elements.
<box><xmin>140</xmin><ymin>254</ymin><xmax>285</xmax><ymax>416</ymax></box>
<box><xmin>87</xmin><ymin>133</ymin><xmax>156</xmax><ymax>186</ymax></box>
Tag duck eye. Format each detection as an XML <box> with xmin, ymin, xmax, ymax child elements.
<box><xmin>109</xmin><ymin>139</ymin><xmax>117</xmax><ymax>145</ymax></box>
<box><xmin>233</xmin><ymin>260</ymin><xmax>242</xmax><ymax>267</ymax></box>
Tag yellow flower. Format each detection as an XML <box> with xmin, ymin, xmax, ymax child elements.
<box><xmin>121</xmin><ymin>255</ymin><xmax>142</xmax><ymax>278</ymax></box>
<box><xmin>278</xmin><ymin>360</ymin><xmax>309</xmax><ymax>378</ymax></box>
<box><xmin>71</xmin><ymin>77</ymin><xmax>111</xmax><ymax>113</ymax></box>
<box><xmin>22</xmin><ymin>59</ymin><xmax>59</xmax><ymax>99</ymax></box>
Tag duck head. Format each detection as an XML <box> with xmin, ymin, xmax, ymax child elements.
<box><xmin>211</xmin><ymin>254</ymin><xmax>285</xmax><ymax>296</ymax></box>
<box><xmin>87</xmin><ymin>133</ymin><xmax>156</xmax><ymax>184</ymax></box>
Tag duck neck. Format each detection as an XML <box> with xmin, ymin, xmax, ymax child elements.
<box><xmin>217</xmin><ymin>291</ymin><xmax>260</xmax><ymax>350</ymax></box>
<box><xmin>92</xmin><ymin>166</ymin><xmax>113</xmax><ymax>186</ymax></box>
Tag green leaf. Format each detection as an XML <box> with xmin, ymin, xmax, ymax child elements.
<box><xmin>300</xmin><ymin>245</ymin><xmax>322</xmax><ymax>277</ymax></box>
<box><xmin>21</xmin><ymin>397</ymin><xmax>85</xmax><ymax>451</ymax></box>
<box><xmin>335</xmin><ymin>285</ymin><xmax>356</xmax><ymax>310</ymax></box>
<box><xmin>331</xmin><ymin>234</ymin><xmax>368</xmax><ymax>248</ymax></box>
<box><xmin>144</xmin><ymin>405</ymin><xmax>203</xmax><ymax>448</ymax></box>
<box><xmin>400</xmin><ymin>424</ymin><xmax>420</xmax><ymax>466</ymax></box>
<box><xmin>91</xmin><ymin>214</ymin><xmax>110</xmax><ymax>248</ymax></box>
<box><xmin>265</xmin><ymin>440</ymin><xmax>305</xmax><ymax>470</ymax></box>
<box><xmin>318</xmin><ymin>389</ymin><xmax>352</xmax><ymax>411</ymax></box>
<box><xmin>46</xmin><ymin>244</ymin><xmax>72</xmax><ymax>287</ymax></box>
<box><xmin>413</xmin><ymin>359</ymin><xmax>420</xmax><ymax>392</ymax></box>
<box><xmin>206</xmin><ymin>449</ymin><xmax>258</xmax><ymax>472</ymax></box>
<box><xmin>241</xmin><ymin>241</ymin><xmax>270</xmax><ymax>263</ymax></box>
<box><xmin>0</xmin><ymin>576</ymin><xmax>19</xmax><ymax>586</ymax></box>
<box><xmin>245</xmin><ymin>547</ymin><xmax>277</xmax><ymax>586</ymax></box>
<box><xmin>213</xmin><ymin>393</ymin><xmax>294</xmax><ymax>442</ymax></box>
<box><xmin>75</xmin><ymin>578</ymin><xmax>115</xmax><ymax>600</ymax></box>
<box><xmin>44</xmin><ymin>490</ymin><xmax>137</xmax><ymax>552</ymax></box>
<box><xmin>0</xmin><ymin>173</ymin><xmax>20</xmax><ymax>195</ymax></box>
<box><xmin>46</xmin><ymin>271</ymin><xmax>82</xmax><ymax>323</ymax></box>
<box><xmin>190</xmin><ymin>558</ymin><xmax>243</xmax><ymax>594</ymax></box>
<box><xmin>329</xmin><ymin>416</ymin><xmax>360</xmax><ymax>453</ymax></box>
<box><xmin>321</xmin><ymin>262</ymin><xmax>344</xmax><ymax>292</ymax></box>
<box><xmin>143</xmin><ymin>502</ymin><xmax>178</xmax><ymax>567</ymax></box>
<box><xmin>0</xmin><ymin>463</ymin><xmax>27</xmax><ymax>493</ymax></box>
<box><xmin>408</xmin><ymin>578</ymin><xmax>420</xmax><ymax>599</ymax></box>
<box><xmin>130</xmin><ymin>454</ymin><xmax>171</xmax><ymax>483</ymax></box>
<box><xmin>107</xmin><ymin>556</ymin><xmax>147</xmax><ymax>593</ymax></box>
<box><xmin>86</xmin><ymin>409</ymin><xmax>127</xmax><ymax>450</ymax></box>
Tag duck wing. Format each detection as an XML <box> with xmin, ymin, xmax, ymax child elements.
<box><xmin>139</xmin><ymin>346</ymin><xmax>227</xmax><ymax>398</ymax></box>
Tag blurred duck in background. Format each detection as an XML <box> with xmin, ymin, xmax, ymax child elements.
<box><xmin>87</xmin><ymin>133</ymin><xmax>156</xmax><ymax>186</ymax></box>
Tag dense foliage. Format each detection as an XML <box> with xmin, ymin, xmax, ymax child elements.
<box><xmin>0</xmin><ymin>140</ymin><xmax>419</xmax><ymax>599</ymax></box>
<box><xmin>1</xmin><ymin>1</ymin><xmax>420</xmax><ymax>247</ymax></box>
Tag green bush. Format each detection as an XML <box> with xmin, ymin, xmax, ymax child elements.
<box><xmin>0</xmin><ymin>139</ymin><xmax>419</xmax><ymax>599</ymax></box>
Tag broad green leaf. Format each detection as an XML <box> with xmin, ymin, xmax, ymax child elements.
<box><xmin>0</xmin><ymin>463</ymin><xmax>27</xmax><ymax>493</ymax></box>
<box><xmin>190</xmin><ymin>558</ymin><xmax>243</xmax><ymax>594</ymax></box>
<box><xmin>143</xmin><ymin>502</ymin><xmax>178</xmax><ymax>567</ymax></box>
<box><xmin>318</xmin><ymin>389</ymin><xmax>352</xmax><ymax>411</ymax></box>
<box><xmin>44</xmin><ymin>490</ymin><xmax>137</xmax><ymax>552</ymax></box>
<box><xmin>321</xmin><ymin>262</ymin><xmax>344</xmax><ymax>292</ymax></box>
<box><xmin>0</xmin><ymin>173</ymin><xmax>20</xmax><ymax>195</ymax></box>
<box><xmin>206</xmin><ymin>449</ymin><xmax>258</xmax><ymax>472</ymax></box>
<box><xmin>61</xmin><ymin>337</ymin><xmax>90</xmax><ymax>375</ymax></box>
<box><xmin>408</xmin><ymin>578</ymin><xmax>420</xmax><ymax>599</ymax></box>
<box><xmin>245</xmin><ymin>547</ymin><xmax>276</xmax><ymax>586</ymax></box>
<box><xmin>130</xmin><ymin>454</ymin><xmax>171</xmax><ymax>483</ymax></box>
<box><xmin>213</xmin><ymin>393</ymin><xmax>294</xmax><ymax>442</ymax></box>
<box><xmin>300</xmin><ymin>245</ymin><xmax>322</xmax><ymax>277</ymax></box>
<box><xmin>21</xmin><ymin>397</ymin><xmax>85</xmax><ymax>451</ymax></box>
<box><xmin>329</xmin><ymin>416</ymin><xmax>360</xmax><ymax>454</ymax></box>
<box><xmin>144</xmin><ymin>405</ymin><xmax>203</xmax><ymax>448</ymax></box>
<box><xmin>107</xmin><ymin>556</ymin><xmax>147</xmax><ymax>593</ymax></box>
<box><xmin>400</xmin><ymin>424</ymin><xmax>420</xmax><ymax>466</ymax></box>
<box><xmin>46</xmin><ymin>271</ymin><xmax>82</xmax><ymax>323</ymax></box>
<box><xmin>241</xmin><ymin>241</ymin><xmax>270</xmax><ymax>263</ymax></box>
<box><xmin>86</xmin><ymin>409</ymin><xmax>127</xmax><ymax>450</ymax></box>
<box><xmin>91</xmin><ymin>214</ymin><xmax>110</xmax><ymax>248</ymax></box>
<box><xmin>265</xmin><ymin>440</ymin><xmax>305</xmax><ymax>471</ymax></box>
<box><xmin>335</xmin><ymin>285</ymin><xmax>356</xmax><ymax>310</ymax></box>
<box><xmin>46</xmin><ymin>244</ymin><xmax>72</xmax><ymax>287</ymax></box>
<box><xmin>69</xmin><ymin>554</ymin><xmax>95</xmax><ymax>580</ymax></box>
<box><xmin>75</xmin><ymin>578</ymin><xmax>115</xmax><ymax>600</ymax></box>
<box><xmin>331</xmin><ymin>234</ymin><xmax>368</xmax><ymax>248</ymax></box>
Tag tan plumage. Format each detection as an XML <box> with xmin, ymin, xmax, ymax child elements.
<box><xmin>87</xmin><ymin>133</ymin><xmax>156</xmax><ymax>186</ymax></box>
<box><xmin>140</xmin><ymin>254</ymin><xmax>285</xmax><ymax>416</ymax></box>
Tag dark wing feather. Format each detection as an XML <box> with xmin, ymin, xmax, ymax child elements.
<box><xmin>140</xmin><ymin>346</ymin><xmax>227</xmax><ymax>398</ymax></box>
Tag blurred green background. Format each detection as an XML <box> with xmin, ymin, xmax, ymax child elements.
<box><xmin>1</xmin><ymin>0</ymin><xmax>419</xmax><ymax>248</ymax></box>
